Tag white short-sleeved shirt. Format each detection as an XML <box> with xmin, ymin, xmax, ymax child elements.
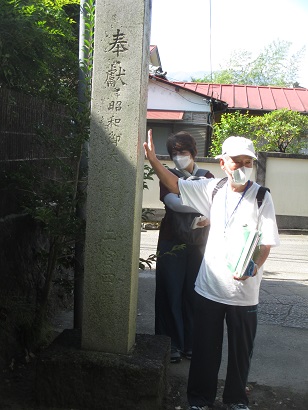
<box><xmin>178</xmin><ymin>178</ymin><xmax>280</xmax><ymax>306</ymax></box>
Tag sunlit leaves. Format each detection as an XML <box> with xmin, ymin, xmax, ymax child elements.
<box><xmin>211</xmin><ymin>109</ymin><xmax>308</xmax><ymax>155</ymax></box>
<box><xmin>0</xmin><ymin>0</ymin><xmax>80</xmax><ymax>102</ymax></box>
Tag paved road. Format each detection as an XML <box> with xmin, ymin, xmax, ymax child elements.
<box><xmin>53</xmin><ymin>230</ymin><xmax>308</xmax><ymax>393</ymax></box>
<box><xmin>137</xmin><ymin>230</ymin><xmax>308</xmax><ymax>393</ymax></box>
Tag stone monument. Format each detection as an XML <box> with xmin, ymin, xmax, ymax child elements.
<box><xmin>36</xmin><ymin>1</ymin><xmax>170</xmax><ymax>408</ymax></box>
<box><xmin>81</xmin><ymin>0</ymin><xmax>151</xmax><ymax>354</ymax></box>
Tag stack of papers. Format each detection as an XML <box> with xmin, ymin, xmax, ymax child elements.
<box><xmin>225</xmin><ymin>225</ymin><xmax>261</xmax><ymax>278</ymax></box>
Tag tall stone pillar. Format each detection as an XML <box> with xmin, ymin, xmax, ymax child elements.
<box><xmin>82</xmin><ymin>0</ymin><xmax>151</xmax><ymax>354</ymax></box>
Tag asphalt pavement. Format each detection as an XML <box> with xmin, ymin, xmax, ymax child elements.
<box><xmin>53</xmin><ymin>229</ymin><xmax>308</xmax><ymax>395</ymax></box>
<box><xmin>137</xmin><ymin>229</ymin><xmax>308</xmax><ymax>394</ymax></box>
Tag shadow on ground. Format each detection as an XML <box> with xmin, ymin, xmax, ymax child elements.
<box><xmin>1</xmin><ymin>349</ymin><xmax>307</xmax><ymax>410</ymax></box>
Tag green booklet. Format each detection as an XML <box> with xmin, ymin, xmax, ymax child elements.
<box><xmin>225</xmin><ymin>225</ymin><xmax>261</xmax><ymax>277</ymax></box>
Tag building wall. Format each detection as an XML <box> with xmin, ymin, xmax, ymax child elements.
<box><xmin>142</xmin><ymin>153</ymin><xmax>308</xmax><ymax>230</ymax></box>
<box><xmin>265</xmin><ymin>156</ymin><xmax>308</xmax><ymax>216</ymax></box>
<box><xmin>147</xmin><ymin>79</ymin><xmax>214</xmax><ymax>157</ymax></box>
<box><xmin>147</xmin><ymin>80</ymin><xmax>211</xmax><ymax>112</ymax></box>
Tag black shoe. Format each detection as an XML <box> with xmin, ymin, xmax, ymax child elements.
<box><xmin>227</xmin><ymin>404</ymin><xmax>250</xmax><ymax>410</ymax></box>
<box><xmin>181</xmin><ymin>350</ymin><xmax>192</xmax><ymax>360</ymax></box>
<box><xmin>170</xmin><ymin>348</ymin><xmax>181</xmax><ymax>363</ymax></box>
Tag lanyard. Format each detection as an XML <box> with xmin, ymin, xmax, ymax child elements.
<box><xmin>224</xmin><ymin>181</ymin><xmax>250</xmax><ymax>231</ymax></box>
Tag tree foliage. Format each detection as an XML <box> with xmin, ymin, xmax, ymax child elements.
<box><xmin>0</xmin><ymin>0</ymin><xmax>91</xmax><ymax>346</ymax></box>
<box><xmin>0</xmin><ymin>0</ymin><xmax>80</xmax><ymax>102</ymax></box>
<box><xmin>1</xmin><ymin>0</ymin><xmax>158</xmax><ymax>345</ymax></box>
<box><xmin>253</xmin><ymin>109</ymin><xmax>308</xmax><ymax>153</ymax></box>
<box><xmin>210</xmin><ymin>109</ymin><xmax>308</xmax><ymax>156</ymax></box>
<box><xmin>193</xmin><ymin>40</ymin><xmax>306</xmax><ymax>87</ymax></box>
<box><xmin>210</xmin><ymin>111</ymin><xmax>253</xmax><ymax>156</ymax></box>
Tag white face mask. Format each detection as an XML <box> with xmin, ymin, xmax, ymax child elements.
<box><xmin>224</xmin><ymin>158</ymin><xmax>253</xmax><ymax>185</ymax></box>
<box><xmin>231</xmin><ymin>166</ymin><xmax>253</xmax><ymax>185</ymax></box>
<box><xmin>173</xmin><ymin>155</ymin><xmax>192</xmax><ymax>170</ymax></box>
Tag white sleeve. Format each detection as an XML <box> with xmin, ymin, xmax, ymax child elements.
<box><xmin>178</xmin><ymin>178</ymin><xmax>213</xmax><ymax>218</ymax></box>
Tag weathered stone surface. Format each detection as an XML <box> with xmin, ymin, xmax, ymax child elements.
<box><xmin>82</xmin><ymin>0</ymin><xmax>151</xmax><ymax>354</ymax></box>
<box><xmin>36</xmin><ymin>329</ymin><xmax>170</xmax><ymax>410</ymax></box>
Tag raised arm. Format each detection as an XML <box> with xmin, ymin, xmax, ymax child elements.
<box><xmin>143</xmin><ymin>129</ymin><xmax>180</xmax><ymax>194</ymax></box>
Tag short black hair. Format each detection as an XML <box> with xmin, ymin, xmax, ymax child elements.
<box><xmin>166</xmin><ymin>131</ymin><xmax>197</xmax><ymax>159</ymax></box>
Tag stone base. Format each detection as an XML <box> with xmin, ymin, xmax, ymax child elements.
<box><xmin>36</xmin><ymin>329</ymin><xmax>170</xmax><ymax>410</ymax></box>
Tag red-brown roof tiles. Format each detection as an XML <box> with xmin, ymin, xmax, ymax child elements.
<box><xmin>173</xmin><ymin>83</ymin><xmax>308</xmax><ymax>113</ymax></box>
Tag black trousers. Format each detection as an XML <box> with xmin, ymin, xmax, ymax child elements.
<box><xmin>187</xmin><ymin>293</ymin><xmax>258</xmax><ymax>407</ymax></box>
<box><xmin>155</xmin><ymin>239</ymin><xmax>204</xmax><ymax>352</ymax></box>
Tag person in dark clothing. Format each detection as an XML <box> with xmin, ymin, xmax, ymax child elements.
<box><xmin>155</xmin><ymin>131</ymin><xmax>214</xmax><ymax>363</ymax></box>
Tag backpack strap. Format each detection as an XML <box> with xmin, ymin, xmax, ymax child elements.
<box><xmin>169</xmin><ymin>168</ymin><xmax>210</xmax><ymax>179</ymax></box>
<box><xmin>256</xmin><ymin>186</ymin><xmax>270</xmax><ymax>208</ymax></box>
<box><xmin>168</xmin><ymin>168</ymin><xmax>183</xmax><ymax>178</ymax></box>
<box><xmin>212</xmin><ymin>177</ymin><xmax>228</xmax><ymax>201</ymax></box>
<box><xmin>195</xmin><ymin>168</ymin><xmax>210</xmax><ymax>177</ymax></box>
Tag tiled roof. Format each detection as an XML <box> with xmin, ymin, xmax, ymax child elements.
<box><xmin>147</xmin><ymin>110</ymin><xmax>184</xmax><ymax>120</ymax></box>
<box><xmin>172</xmin><ymin>83</ymin><xmax>308</xmax><ymax>113</ymax></box>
